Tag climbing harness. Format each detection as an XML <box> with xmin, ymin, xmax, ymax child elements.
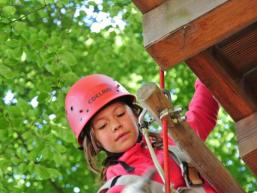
<box><xmin>97</xmin><ymin>174</ymin><xmax>164</xmax><ymax>193</ymax></box>
<box><xmin>97</xmin><ymin>174</ymin><xmax>205</xmax><ymax>193</ymax></box>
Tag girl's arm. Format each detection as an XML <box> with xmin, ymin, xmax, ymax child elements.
<box><xmin>160</xmin><ymin>79</ymin><xmax>219</xmax><ymax>144</ymax></box>
<box><xmin>185</xmin><ymin>79</ymin><xmax>219</xmax><ymax>141</ymax></box>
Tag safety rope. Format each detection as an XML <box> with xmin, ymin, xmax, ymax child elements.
<box><xmin>160</xmin><ymin>69</ymin><xmax>171</xmax><ymax>193</ymax></box>
<box><xmin>141</xmin><ymin>127</ymin><xmax>165</xmax><ymax>183</ymax></box>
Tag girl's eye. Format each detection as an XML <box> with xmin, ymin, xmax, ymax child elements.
<box><xmin>94</xmin><ymin>121</ymin><xmax>107</xmax><ymax>130</ymax></box>
<box><xmin>117</xmin><ymin>111</ymin><xmax>125</xmax><ymax>117</ymax></box>
<box><xmin>97</xmin><ymin>124</ymin><xmax>106</xmax><ymax>130</ymax></box>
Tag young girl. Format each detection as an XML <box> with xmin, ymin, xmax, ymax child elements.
<box><xmin>65</xmin><ymin>74</ymin><xmax>219</xmax><ymax>193</ymax></box>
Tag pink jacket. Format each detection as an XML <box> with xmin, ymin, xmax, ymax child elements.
<box><xmin>104</xmin><ymin>79</ymin><xmax>219</xmax><ymax>193</ymax></box>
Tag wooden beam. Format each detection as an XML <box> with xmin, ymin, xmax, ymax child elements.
<box><xmin>137</xmin><ymin>83</ymin><xmax>245</xmax><ymax>193</ymax></box>
<box><xmin>143</xmin><ymin>0</ymin><xmax>227</xmax><ymax>46</ymax></box>
<box><xmin>132</xmin><ymin>0</ymin><xmax>166</xmax><ymax>14</ymax></box>
<box><xmin>186</xmin><ymin>49</ymin><xmax>257</xmax><ymax>121</ymax></box>
<box><xmin>144</xmin><ymin>0</ymin><xmax>257</xmax><ymax>69</ymax></box>
<box><xmin>236</xmin><ymin>112</ymin><xmax>257</xmax><ymax>175</ymax></box>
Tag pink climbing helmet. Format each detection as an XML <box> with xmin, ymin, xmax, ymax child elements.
<box><xmin>65</xmin><ymin>74</ymin><xmax>135</xmax><ymax>145</ymax></box>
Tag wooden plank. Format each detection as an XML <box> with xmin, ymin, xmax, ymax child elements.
<box><xmin>236</xmin><ymin>112</ymin><xmax>257</xmax><ymax>175</ymax></box>
<box><xmin>186</xmin><ymin>49</ymin><xmax>257</xmax><ymax>121</ymax></box>
<box><xmin>132</xmin><ymin>0</ymin><xmax>166</xmax><ymax>14</ymax></box>
<box><xmin>137</xmin><ymin>83</ymin><xmax>245</xmax><ymax>193</ymax></box>
<box><xmin>145</xmin><ymin>0</ymin><xmax>257</xmax><ymax>69</ymax></box>
<box><xmin>236</xmin><ymin>112</ymin><xmax>257</xmax><ymax>156</ymax></box>
<box><xmin>143</xmin><ymin>0</ymin><xmax>227</xmax><ymax>46</ymax></box>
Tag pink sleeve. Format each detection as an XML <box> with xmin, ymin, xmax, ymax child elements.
<box><xmin>185</xmin><ymin>79</ymin><xmax>219</xmax><ymax>141</ymax></box>
<box><xmin>106</xmin><ymin>185</ymin><xmax>124</xmax><ymax>193</ymax></box>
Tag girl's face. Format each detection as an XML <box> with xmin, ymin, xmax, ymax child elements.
<box><xmin>91</xmin><ymin>101</ymin><xmax>139</xmax><ymax>153</ymax></box>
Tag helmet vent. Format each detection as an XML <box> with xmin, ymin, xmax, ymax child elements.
<box><xmin>79</xmin><ymin>109</ymin><xmax>83</xmax><ymax>113</ymax></box>
<box><xmin>86</xmin><ymin>109</ymin><xmax>89</xmax><ymax>113</ymax></box>
<box><xmin>70</xmin><ymin>106</ymin><xmax>73</xmax><ymax>111</ymax></box>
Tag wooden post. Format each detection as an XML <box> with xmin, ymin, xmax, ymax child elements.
<box><xmin>137</xmin><ymin>83</ymin><xmax>245</xmax><ymax>193</ymax></box>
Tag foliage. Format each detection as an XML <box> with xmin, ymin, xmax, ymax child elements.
<box><xmin>0</xmin><ymin>0</ymin><xmax>256</xmax><ymax>192</ymax></box>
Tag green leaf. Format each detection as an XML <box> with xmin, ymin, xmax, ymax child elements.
<box><xmin>44</xmin><ymin>64</ymin><xmax>56</xmax><ymax>74</ymax></box>
<box><xmin>60</xmin><ymin>52</ymin><xmax>77</xmax><ymax>66</ymax></box>
<box><xmin>34</xmin><ymin>165</ymin><xmax>50</xmax><ymax>180</ymax></box>
<box><xmin>14</xmin><ymin>22</ymin><xmax>26</xmax><ymax>33</ymax></box>
<box><xmin>0</xmin><ymin>157</ymin><xmax>9</xmax><ymax>170</ymax></box>
<box><xmin>5</xmin><ymin>39</ymin><xmax>20</xmax><ymax>48</ymax></box>
<box><xmin>38</xmin><ymin>91</ymin><xmax>49</xmax><ymax>103</ymax></box>
<box><xmin>41</xmin><ymin>145</ymin><xmax>54</xmax><ymax>160</ymax></box>
<box><xmin>0</xmin><ymin>0</ymin><xmax>9</xmax><ymax>6</ymax></box>
<box><xmin>53</xmin><ymin>151</ymin><xmax>63</xmax><ymax>165</ymax></box>
<box><xmin>40</xmin><ymin>0</ymin><xmax>55</xmax><ymax>4</ymax></box>
<box><xmin>0</xmin><ymin>64</ymin><xmax>16</xmax><ymax>79</ymax></box>
<box><xmin>34</xmin><ymin>164</ymin><xmax>61</xmax><ymax>180</ymax></box>
<box><xmin>47</xmin><ymin>168</ymin><xmax>61</xmax><ymax>178</ymax></box>
<box><xmin>56</xmin><ymin>1</ymin><xmax>65</xmax><ymax>7</ymax></box>
<box><xmin>0</xmin><ymin>31</ymin><xmax>7</xmax><ymax>42</ymax></box>
<box><xmin>16</xmin><ymin>147</ymin><xmax>27</xmax><ymax>159</ymax></box>
<box><xmin>51</xmin><ymin>124</ymin><xmax>75</xmax><ymax>143</ymax></box>
<box><xmin>22</xmin><ymin>131</ymin><xmax>32</xmax><ymax>140</ymax></box>
<box><xmin>61</xmin><ymin>72</ymin><xmax>79</xmax><ymax>84</ymax></box>
<box><xmin>0</xmin><ymin>118</ymin><xmax>8</xmax><ymax>129</ymax></box>
<box><xmin>17</xmin><ymin>163</ymin><xmax>28</xmax><ymax>173</ymax></box>
<box><xmin>2</xmin><ymin>6</ymin><xmax>16</xmax><ymax>17</ymax></box>
<box><xmin>0</xmin><ymin>182</ymin><xmax>6</xmax><ymax>192</ymax></box>
<box><xmin>28</xmin><ymin>148</ymin><xmax>40</xmax><ymax>161</ymax></box>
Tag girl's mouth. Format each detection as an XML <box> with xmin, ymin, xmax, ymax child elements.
<box><xmin>115</xmin><ymin>132</ymin><xmax>130</xmax><ymax>141</ymax></box>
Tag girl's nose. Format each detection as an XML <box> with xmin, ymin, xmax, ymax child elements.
<box><xmin>111</xmin><ymin>118</ymin><xmax>121</xmax><ymax>132</ymax></box>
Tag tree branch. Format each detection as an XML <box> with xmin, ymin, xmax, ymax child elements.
<box><xmin>49</xmin><ymin>180</ymin><xmax>65</xmax><ymax>193</ymax></box>
<box><xmin>3</xmin><ymin>4</ymin><xmax>49</xmax><ymax>26</ymax></box>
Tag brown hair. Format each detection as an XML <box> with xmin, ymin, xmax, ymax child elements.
<box><xmin>81</xmin><ymin>102</ymin><xmax>163</xmax><ymax>180</ymax></box>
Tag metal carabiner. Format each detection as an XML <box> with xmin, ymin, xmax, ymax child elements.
<box><xmin>138</xmin><ymin>108</ymin><xmax>155</xmax><ymax>130</ymax></box>
<box><xmin>160</xmin><ymin>89</ymin><xmax>186</xmax><ymax>124</ymax></box>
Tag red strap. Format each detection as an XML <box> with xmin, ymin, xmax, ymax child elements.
<box><xmin>160</xmin><ymin>69</ymin><xmax>171</xmax><ymax>193</ymax></box>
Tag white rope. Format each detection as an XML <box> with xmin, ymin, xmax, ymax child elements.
<box><xmin>141</xmin><ymin>127</ymin><xmax>165</xmax><ymax>183</ymax></box>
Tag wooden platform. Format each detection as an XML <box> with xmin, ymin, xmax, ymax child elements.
<box><xmin>133</xmin><ymin>0</ymin><xmax>257</xmax><ymax>177</ymax></box>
